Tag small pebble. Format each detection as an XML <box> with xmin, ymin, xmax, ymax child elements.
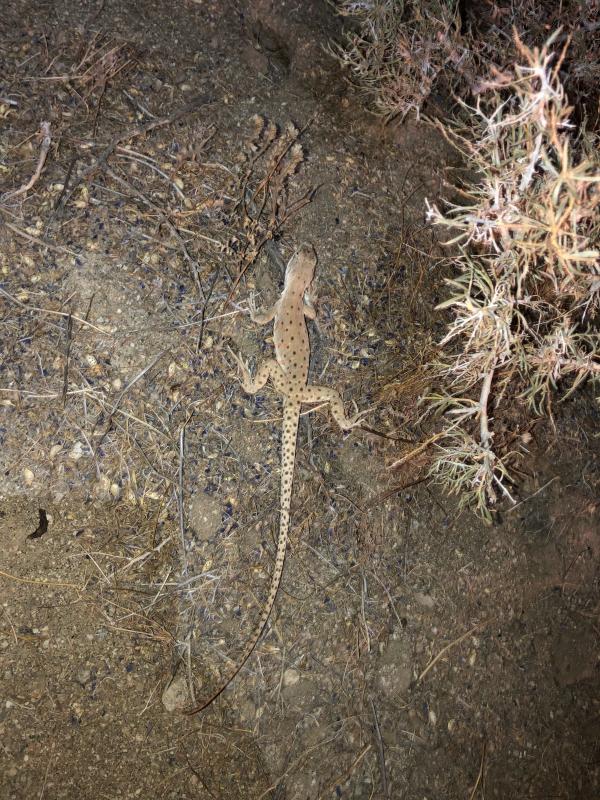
<box><xmin>69</xmin><ymin>441</ymin><xmax>84</xmax><ymax>461</ymax></box>
<box><xmin>76</xmin><ymin>669</ymin><xmax>91</xmax><ymax>686</ymax></box>
<box><xmin>162</xmin><ymin>674</ymin><xmax>189</xmax><ymax>712</ymax></box>
<box><xmin>283</xmin><ymin>668</ymin><xmax>300</xmax><ymax>688</ymax></box>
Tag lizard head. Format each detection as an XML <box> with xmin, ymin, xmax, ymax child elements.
<box><xmin>284</xmin><ymin>243</ymin><xmax>317</xmax><ymax>292</ymax></box>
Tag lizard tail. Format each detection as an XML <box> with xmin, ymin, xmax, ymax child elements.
<box><xmin>184</xmin><ymin>399</ymin><xmax>301</xmax><ymax>714</ymax></box>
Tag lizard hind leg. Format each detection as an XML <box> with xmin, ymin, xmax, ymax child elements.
<box><xmin>300</xmin><ymin>385</ymin><xmax>370</xmax><ymax>431</ymax></box>
<box><xmin>228</xmin><ymin>348</ymin><xmax>284</xmax><ymax>395</ymax></box>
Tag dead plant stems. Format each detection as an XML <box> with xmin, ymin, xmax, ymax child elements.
<box><xmin>1</xmin><ymin>121</ymin><xmax>52</xmax><ymax>202</ymax></box>
<box><xmin>418</xmin><ymin>618</ymin><xmax>494</xmax><ymax>683</ymax></box>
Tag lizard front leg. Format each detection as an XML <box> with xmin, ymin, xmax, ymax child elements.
<box><xmin>247</xmin><ymin>292</ymin><xmax>278</xmax><ymax>326</ymax></box>
<box><xmin>300</xmin><ymin>385</ymin><xmax>370</xmax><ymax>431</ymax></box>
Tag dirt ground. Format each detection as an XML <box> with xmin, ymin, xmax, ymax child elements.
<box><xmin>1</xmin><ymin>1</ymin><xmax>599</xmax><ymax>798</ymax></box>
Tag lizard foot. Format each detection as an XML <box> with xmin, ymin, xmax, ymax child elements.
<box><xmin>227</xmin><ymin>346</ymin><xmax>253</xmax><ymax>389</ymax></box>
<box><xmin>247</xmin><ymin>291</ymin><xmax>259</xmax><ymax>319</ymax></box>
<box><xmin>340</xmin><ymin>405</ymin><xmax>373</xmax><ymax>431</ymax></box>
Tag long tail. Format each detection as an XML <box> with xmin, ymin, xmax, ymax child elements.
<box><xmin>185</xmin><ymin>399</ymin><xmax>300</xmax><ymax>714</ymax></box>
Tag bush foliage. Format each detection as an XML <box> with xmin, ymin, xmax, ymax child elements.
<box><xmin>333</xmin><ymin>4</ymin><xmax>599</xmax><ymax>520</ymax></box>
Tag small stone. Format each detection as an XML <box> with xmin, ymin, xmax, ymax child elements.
<box><xmin>415</xmin><ymin>592</ymin><xmax>435</xmax><ymax>609</ymax></box>
<box><xmin>378</xmin><ymin>662</ymin><xmax>412</xmax><ymax>698</ymax></box>
<box><xmin>283</xmin><ymin>668</ymin><xmax>300</xmax><ymax>688</ymax></box>
<box><xmin>162</xmin><ymin>674</ymin><xmax>190</xmax><ymax>712</ymax></box>
<box><xmin>76</xmin><ymin>669</ymin><xmax>91</xmax><ymax>686</ymax></box>
<box><xmin>93</xmin><ymin>476</ymin><xmax>111</xmax><ymax>498</ymax></box>
<box><xmin>378</xmin><ymin>637</ymin><xmax>413</xmax><ymax>697</ymax></box>
<box><xmin>22</xmin><ymin>467</ymin><xmax>34</xmax><ymax>486</ymax></box>
<box><xmin>69</xmin><ymin>441</ymin><xmax>85</xmax><ymax>461</ymax></box>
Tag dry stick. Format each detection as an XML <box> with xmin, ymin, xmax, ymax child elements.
<box><xmin>0</xmin><ymin>216</ymin><xmax>79</xmax><ymax>257</ymax></box>
<box><xmin>559</xmin><ymin>357</ymin><xmax>600</xmax><ymax>375</ymax></box>
<box><xmin>1</xmin><ymin>607</ymin><xmax>18</xmax><ymax>645</ymax></box>
<box><xmin>38</xmin><ymin>740</ymin><xmax>56</xmax><ymax>800</ymax></box>
<box><xmin>116</xmin><ymin>150</ymin><xmax>186</xmax><ymax>201</ymax></box>
<box><xmin>81</xmin><ymin>390</ymin><xmax>171</xmax><ymax>440</ymax></box>
<box><xmin>225</xmin><ymin>132</ymin><xmax>316</xmax><ymax>307</ymax></box>
<box><xmin>360</xmin><ymin>572</ymin><xmax>371</xmax><ymax>653</ymax></box>
<box><xmin>99</xmin><ymin>600</ymin><xmax>175</xmax><ymax>642</ymax></box>
<box><xmin>478</xmin><ymin>366</ymin><xmax>513</xmax><ymax>504</ymax></box>
<box><xmin>184</xmin><ymin>756</ymin><xmax>219</xmax><ymax>800</ymax></box>
<box><xmin>105</xmin><ymin>166</ymin><xmax>205</xmax><ymax>301</ymax></box>
<box><xmin>90</xmin><ymin>55</ymin><xmax>135</xmax><ymax>137</ymax></box>
<box><xmin>0</xmin><ymin>387</ymin><xmax>100</xmax><ymax>400</ymax></box>
<box><xmin>53</xmin><ymin>155</ymin><xmax>78</xmax><ymax>211</ymax></box>
<box><xmin>479</xmin><ymin>368</ymin><xmax>495</xmax><ymax>449</ymax></box>
<box><xmin>178</xmin><ymin>424</ymin><xmax>189</xmax><ymax>579</ymax></box>
<box><xmin>370</xmin><ymin>699</ymin><xmax>389</xmax><ymax>799</ymax></box>
<box><xmin>194</xmin><ymin>265</ymin><xmax>221</xmax><ymax>353</ymax></box>
<box><xmin>122</xmin><ymin>90</ymin><xmax>157</xmax><ymax>121</ymax></box>
<box><xmin>0</xmin><ymin>286</ymin><xmax>109</xmax><ymax>333</ymax></box>
<box><xmin>0</xmin><ymin>568</ymin><xmax>82</xmax><ymax>591</ymax></box>
<box><xmin>178</xmin><ymin>418</ymin><xmax>197</xmax><ymax>706</ymax></box>
<box><xmin>318</xmin><ymin>745</ymin><xmax>372</xmax><ymax>800</ymax></box>
<box><xmin>224</xmin><ymin>225</ymin><xmax>281</xmax><ymax>307</ymax></box>
<box><xmin>359</xmin><ymin>423</ymin><xmax>414</xmax><ymax>443</ymax></box>
<box><xmin>388</xmin><ymin>432</ymin><xmax>445</xmax><ymax>469</ymax></box>
<box><xmin>61</xmin><ymin>312</ymin><xmax>73</xmax><ymax>406</ymax></box>
<box><xmin>94</xmin><ymin>349</ymin><xmax>168</xmax><ymax>447</ymax></box>
<box><xmin>418</xmin><ymin>618</ymin><xmax>494</xmax><ymax>683</ymax></box>
<box><xmin>364</xmin><ymin>476</ymin><xmax>428</xmax><ymax>509</ymax></box>
<box><xmin>54</xmin><ymin>93</ymin><xmax>212</xmax><ymax>214</ymax></box>
<box><xmin>506</xmin><ymin>476</ymin><xmax>559</xmax><ymax>513</ymax></box>
<box><xmin>224</xmin><ymin>189</ymin><xmax>315</xmax><ymax>308</ymax></box>
<box><xmin>1</xmin><ymin>121</ymin><xmax>51</xmax><ymax>202</ymax></box>
<box><xmin>468</xmin><ymin>740</ymin><xmax>487</xmax><ymax>800</ymax></box>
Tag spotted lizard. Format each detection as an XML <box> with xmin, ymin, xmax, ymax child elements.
<box><xmin>185</xmin><ymin>243</ymin><xmax>366</xmax><ymax>714</ymax></box>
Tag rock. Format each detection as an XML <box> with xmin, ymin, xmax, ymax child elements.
<box><xmin>378</xmin><ymin>661</ymin><xmax>413</xmax><ymax>698</ymax></box>
<box><xmin>415</xmin><ymin>592</ymin><xmax>435</xmax><ymax>609</ymax></box>
<box><xmin>76</xmin><ymin>668</ymin><xmax>91</xmax><ymax>687</ymax></box>
<box><xmin>282</xmin><ymin>667</ymin><xmax>300</xmax><ymax>687</ymax></box>
<box><xmin>162</xmin><ymin>674</ymin><xmax>190</xmax><ymax>712</ymax></box>
<box><xmin>378</xmin><ymin>636</ymin><xmax>413</xmax><ymax>698</ymax></box>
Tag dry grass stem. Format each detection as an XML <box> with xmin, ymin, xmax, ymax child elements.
<box><xmin>1</xmin><ymin>120</ymin><xmax>51</xmax><ymax>201</ymax></box>
<box><xmin>418</xmin><ymin>618</ymin><xmax>493</xmax><ymax>683</ymax></box>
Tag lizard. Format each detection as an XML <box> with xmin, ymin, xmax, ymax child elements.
<box><xmin>185</xmin><ymin>242</ymin><xmax>367</xmax><ymax>714</ymax></box>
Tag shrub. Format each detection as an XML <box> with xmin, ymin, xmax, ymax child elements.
<box><xmin>425</xmin><ymin>32</ymin><xmax>599</xmax><ymax>520</ymax></box>
<box><xmin>331</xmin><ymin>0</ymin><xmax>471</xmax><ymax>120</ymax></box>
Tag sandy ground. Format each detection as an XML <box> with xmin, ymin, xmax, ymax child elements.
<box><xmin>1</xmin><ymin>1</ymin><xmax>599</xmax><ymax>798</ymax></box>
